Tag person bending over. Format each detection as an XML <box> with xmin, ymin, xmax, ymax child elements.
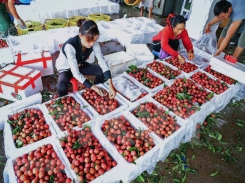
<box><xmin>152</xmin><ymin>14</ymin><xmax>194</xmax><ymax>63</ymax></box>
<box><xmin>56</xmin><ymin>19</ymin><xmax>117</xmax><ymax>98</ymax></box>
<box><xmin>205</xmin><ymin>0</ymin><xmax>245</xmax><ymax>60</ymax></box>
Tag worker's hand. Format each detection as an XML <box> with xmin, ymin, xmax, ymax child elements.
<box><xmin>108</xmin><ymin>79</ymin><xmax>117</xmax><ymax>99</ymax></box>
<box><xmin>91</xmin><ymin>85</ymin><xmax>106</xmax><ymax>97</ymax></box>
<box><xmin>205</xmin><ymin>24</ymin><xmax>211</xmax><ymax>34</ymax></box>
<box><xmin>177</xmin><ymin>54</ymin><xmax>185</xmax><ymax>64</ymax></box>
<box><xmin>16</xmin><ymin>19</ymin><xmax>26</xmax><ymax>29</ymax></box>
<box><xmin>188</xmin><ymin>52</ymin><xmax>194</xmax><ymax>60</ymax></box>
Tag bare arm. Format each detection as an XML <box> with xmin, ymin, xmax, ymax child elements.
<box><xmin>205</xmin><ymin>16</ymin><xmax>223</xmax><ymax>33</ymax></box>
<box><xmin>6</xmin><ymin>0</ymin><xmax>21</xmax><ymax>19</ymax></box>
<box><xmin>215</xmin><ymin>20</ymin><xmax>242</xmax><ymax>56</ymax></box>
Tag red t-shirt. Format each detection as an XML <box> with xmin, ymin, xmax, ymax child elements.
<box><xmin>152</xmin><ymin>25</ymin><xmax>193</xmax><ymax>57</ymax></box>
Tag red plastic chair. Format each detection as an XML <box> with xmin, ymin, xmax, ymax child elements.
<box><xmin>70</xmin><ymin>77</ymin><xmax>79</xmax><ymax>92</ymax></box>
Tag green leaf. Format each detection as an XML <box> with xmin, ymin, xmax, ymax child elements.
<box><xmin>182</xmin><ymin>173</ymin><xmax>187</xmax><ymax>183</ymax></box>
<box><xmin>121</xmin><ymin>153</ymin><xmax>125</xmax><ymax>157</ymax></box>
<box><xmin>176</xmin><ymin>93</ymin><xmax>185</xmax><ymax>100</ymax></box>
<box><xmin>165</xmin><ymin>111</ymin><xmax>169</xmax><ymax>115</ymax></box>
<box><xmin>217</xmin><ymin>133</ymin><xmax>222</xmax><ymax>141</ymax></box>
<box><xmin>104</xmin><ymin>129</ymin><xmax>109</xmax><ymax>136</ymax></box>
<box><xmin>128</xmin><ymin>65</ymin><xmax>138</xmax><ymax>71</ymax></box>
<box><xmin>49</xmin><ymin>174</ymin><xmax>54</xmax><ymax>183</ymax></box>
<box><xmin>191</xmin><ymin>155</ymin><xmax>196</xmax><ymax>160</ymax></box>
<box><xmin>126</xmin><ymin>70</ymin><xmax>131</xmax><ymax>73</ymax></box>
<box><xmin>82</xmin><ymin>105</ymin><xmax>88</xmax><ymax>109</ymax></box>
<box><xmin>83</xmin><ymin>124</ymin><xmax>91</xmax><ymax>129</ymax></box>
<box><xmin>172</xmin><ymin>165</ymin><xmax>179</xmax><ymax>171</ymax></box>
<box><xmin>16</xmin><ymin>140</ymin><xmax>23</xmax><ymax>148</ymax></box>
<box><xmin>137</xmin><ymin>174</ymin><xmax>145</xmax><ymax>182</ymax></box>
<box><xmin>173</xmin><ymin>178</ymin><xmax>180</xmax><ymax>183</ymax></box>
<box><xmin>211</xmin><ymin>146</ymin><xmax>215</xmax><ymax>153</ymax></box>
<box><xmin>207</xmin><ymin>92</ymin><xmax>214</xmax><ymax>99</ymax></box>
<box><xmin>189</xmin><ymin>169</ymin><xmax>198</xmax><ymax>174</ymax></box>
<box><xmin>208</xmin><ymin>132</ymin><xmax>217</xmax><ymax>139</ymax></box>
<box><xmin>143</xmin><ymin>78</ymin><xmax>150</xmax><ymax>84</ymax></box>
<box><xmin>49</xmin><ymin>110</ymin><xmax>58</xmax><ymax>116</ymax></box>
<box><xmin>7</xmin><ymin>120</ymin><xmax>14</xmax><ymax>125</ymax></box>
<box><xmin>210</xmin><ymin>170</ymin><xmax>219</xmax><ymax>176</ymax></box>
<box><xmin>128</xmin><ymin>147</ymin><xmax>138</xmax><ymax>151</ymax></box>
<box><xmin>12</xmin><ymin>127</ymin><xmax>20</xmax><ymax>135</ymax></box>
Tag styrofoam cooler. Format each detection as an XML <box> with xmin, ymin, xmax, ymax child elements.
<box><xmin>75</xmin><ymin>83</ymin><xmax>128</xmax><ymax>119</ymax></box>
<box><xmin>144</xmin><ymin>60</ymin><xmax>184</xmax><ymax>85</ymax></box>
<box><xmin>54</xmin><ymin>126</ymin><xmax>123</xmax><ymax>183</ymax></box>
<box><xmin>0</xmin><ymin>64</ymin><xmax>43</xmax><ymax>101</ymax></box>
<box><xmin>15</xmin><ymin>51</ymin><xmax>54</xmax><ymax>77</ymax></box>
<box><xmin>124</xmin><ymin>66</ymin><xmax>168</xmax><ymax>94</ymax></box>
<box><xmin>0</xmin><ymin>93</ymin><xmax>42</xmax><ymax>131</ymax></box>
<box><xmin>116</xmin><ymin>28</ymin><xmax>144</xmax><ymax>47</ymax></box>
<box><xmin>93</xmin><ymin>111</ymin><xmax>160</xmax><ymax>182</ymax></box>
<box><xmin>41</xmin><ymin>93</ymin><xmax>95</xmax><ymax>137</ymax></box>
<box><xmin>3</xmin><ymin>138</ymin><xmax>73</xmax><ymax>183</ymax></box>
<box><xmin>161</xmin><ymin>59</ymin><xmax>200</xmax><ymax>78</ymax></box>
<box><xmin>125</xmin><ymin>97</ymin><xmax>187</xmax><ymax>162</ymax></box>
<box><xmin>103</xmin><ymin>73</ymin><xmax>150</xmax><ymax>106</ymax></box>
<box><xmin>126</xmin><ymin>44</ymin><xmax>154</xmax><ymax>66</ymax></box>
<box><xmin>104</xmin><ymin>51</ymin><xmax>137</xmax><ymax>77</ymax></box>
<box><xmin>0</xmin><ymin>39</ymin><xmax>14</xmax><ymax>65</ymax></box>
<box><xmin>3</xmin><ymin>104</ymin><xmax>56</xmax><ymax>158</ymax></box>
<box><xmin>210</xmin><ymin>55</ymin><xmax>245</xmax><ymax>84</ymax></box>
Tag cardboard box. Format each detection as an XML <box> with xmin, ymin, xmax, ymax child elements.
<box><xmin>0</xmin><ymin>64</ymin><xmax>43</xmax><ymax>101</ymax></box>
<box><xmin>15</xmin><ymin>51</ymin><xmax>54</xmax><ymax>76</ymax></box>
<box><xmin>104</xmin><ymin>51</ymin><xmax>137</xmax><ymax>77</ymax></box>
<box><xmin>126</xmin><ymin>44</ymin><xmax>154</xmax><ymax>66</ymax></box>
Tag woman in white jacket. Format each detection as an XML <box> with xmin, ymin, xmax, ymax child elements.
<box><xmin>56</xmin><ymin>18</ymin><xmax>116</xmax><ymax>98</ymax></box>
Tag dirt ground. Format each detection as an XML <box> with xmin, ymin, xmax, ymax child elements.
<box><xmin>0</xmin><ymin>3</ymin><xmax>245</xmax><ymax>183</ymax></box>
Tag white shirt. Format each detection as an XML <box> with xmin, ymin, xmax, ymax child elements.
<box><xmin>55</xmin><ymin>41</ymin><xmax>110</xmax><ymax>85</ymax></box>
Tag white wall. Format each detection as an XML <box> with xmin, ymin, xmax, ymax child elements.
<box><xmin>186</xmin><ymin>0</ymin><xmax>219</xmax><ymax>40</ymax></box>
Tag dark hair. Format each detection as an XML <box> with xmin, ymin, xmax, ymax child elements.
<box><xmin>214</xmin><ymin>0</ymin><xmax>232</xmax><ymax>16</ymax></box>
<box><xmin>166</xmin><ymin>14</ymin><xmax>186</xmax><ymax>28</ymax></box>
<box><xmin>76</xmin><ymin>18</ymin><xmax>100</xmax><ymax>42</ymax></box>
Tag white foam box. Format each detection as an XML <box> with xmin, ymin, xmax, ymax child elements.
<box><xmin>0</xmin><ymin>64</ymin><xmax>43</xmax><ymax>102</ymax></box>
<box><xmin>54</xmin><ymin>126</ymin><xmax>122</xmax><ymax>183</ymax></box>
<box><xmin>0</xmin><ymin>38</ymin><xmax>14</xmax><ymax>65</ymax></box>
<box><xmin>42</xmin><ymin>93</ymin><xmax>95</xmax><ymax>137</ymax></box>
<box><xmin>93</xmin><ymin>111</ymin><xmax>160</xmax><ymax>180</ymax></box>
<box><xmin>210</xmin><ymin>55</ymin><xmax>245</xmax><ymax>84</ymax></box>
<box><xmin>75</xmin><ymin>83</ymin><xmax>128</xmax><ymax>119</ymax></box>
<box><xmin>14</xmin><ymin>51</ymin><xmax>54</xmax><ymax>77</ymax></box>
<box><xmin>3</xmin><ymin>104</ymin><xmax>56</xmax><ymax>158</ymax></box>
<box><xmin>104</xmin><ymin>51</ymin><xmax>137</xmax><ymax>77</ymax></box>
<box><xmin>126</xmin><ymin>44</ymin><xmax>154</xmax><ymax>66</ymax></box>
<box><xmin>126</xmin><ymin>97</ymin><xmax>187</xmax><ymax>162</ymax></box>
<box><xmin>3</xmin><ymin>138</ymin><xmax>73</xmax><ymax>183</ymax></box>
<box><xmin>0</xmin><ymin>93</ymin><xmax>42</xmax><ymax>131</ymax></box>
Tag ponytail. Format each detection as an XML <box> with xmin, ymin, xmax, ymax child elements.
<box><xmin>166</xmin><ymin>14</ymin><xmax>186</xmax><ymax>28</ymax></box>
<box><xmin>76</xmin><ymin>18</ymin><xmax>100</xmax><ymax>42</ymax></box>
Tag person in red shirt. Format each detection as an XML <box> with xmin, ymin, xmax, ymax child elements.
<box><xmin>152</xmin><ymin>14</ymin><xmax>194</xmax><ymax>63</ymax></box>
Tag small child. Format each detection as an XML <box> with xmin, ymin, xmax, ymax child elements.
<box><xmin>139</xmin><ymin>0</ymin><xmax>154</xmax><ymax>19</ymax></box>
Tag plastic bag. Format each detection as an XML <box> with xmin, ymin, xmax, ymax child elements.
<box><xmin>193</xmin><ymin>33</ymin><xmax>217</xmax><ymax>55</ymax></box>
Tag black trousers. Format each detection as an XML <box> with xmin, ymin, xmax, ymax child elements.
<box><xmin>152</xmin><ymin>39</ymin><xmax>180</xmax><ymax>52</ymax></box>
<box><xmin>57</xmin><ymin>62</ymin><xmax>105</xmax><ymax>97</ymax></box>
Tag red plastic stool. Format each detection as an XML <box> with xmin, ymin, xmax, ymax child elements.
<box><xmin>70</xmin><ymin>77</ymin><xmax>79</xmax><ymax>92</ymax></box>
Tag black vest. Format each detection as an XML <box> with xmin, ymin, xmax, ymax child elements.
<box><xmin>62</xmin><ymin>35</ymin><xmax>93</xmax><ymax>66</ymax></box>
